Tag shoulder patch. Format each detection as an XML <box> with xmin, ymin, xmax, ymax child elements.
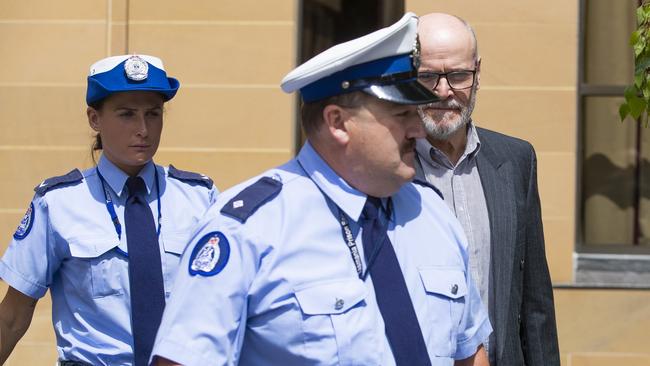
<box><xmin>34</xmin><ymin>169</ymin><xmax>83</xmax><ymax>195</ymax></box>
<box><xmin>168</xmin><ymin>164</ymin><xmax>213</xmax><ymax>189</ymax></box>
<box><xmin>13</xmin><ymin>202</ymin><xmax>35</xmax><ymax>240</ymax></box>
<box><xmin>413</xmin><ymin>179</ymin><xmax>444</xmax><ymax>200</ymax></box>
<box><xmin>189</xmin><ymin>231</ymin><xmax>230</xmax><ymax>276</ymax></box>
<box><xmin>221</xmin><ymin>176</ymin><xmax>282</xmax><ymax>223</ymax></box>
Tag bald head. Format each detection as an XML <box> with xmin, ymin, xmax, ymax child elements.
<box><xmin>418</xmin><ymin>13</ymin><xmax>478</xmax><ymax>63</ymax></box>
<box><xmin>416</xmin><ymin>13</ymin><xmax>481</xmax><ymax>146</ymax></box>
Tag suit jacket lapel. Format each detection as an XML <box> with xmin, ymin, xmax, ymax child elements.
<box><xmin>476</xmin><ymin>129</ymin><xmax>517</xmax><ymax>363</ymax></box>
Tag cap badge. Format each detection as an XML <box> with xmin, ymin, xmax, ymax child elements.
<box><xmin>124</xmin><ymin>55</ymin><xmax>149</xmax><ymax>81</ymax></box>
<box><xmin>411</xmin><ymin>35</ymin><xmax>421</xmax><ymax>70</ymax></box>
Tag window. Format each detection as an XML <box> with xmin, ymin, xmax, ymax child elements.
<box><xmin>578</xmin><ymin>0</ymin><xmax>650</xmax><ymax>285</ymax></box>
<box><xmin>295</xmin><ymin>0</ymin><xmax>404</xmax><ymax>149</ymax></box>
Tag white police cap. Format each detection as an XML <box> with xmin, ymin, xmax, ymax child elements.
<box><xmin>86</xmin><ymin>54</ymin><xmax>179</xmax><ymax>105</ymax></box>
<box><xmin>281</xmin><ymin>12</ymin><xmax>436</xmax><ymax>105</ymax></box>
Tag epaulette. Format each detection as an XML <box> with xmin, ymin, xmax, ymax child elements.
<box><xmin>34</xmin><ymin>169</ymin><xmax>83</xmax><ymax>195</ymax></box>
<box><xmin>221</xmin><ymin>176</ymin><xmax>282</xmax><ymax>223</ymax></box>
<box><xmin>168</xmin><ymin>165</ymin><xmax>213</xmax><ymax>189</ymax></box>
<box><xmin>413</xmin><ymin>179</ymin><xmax>443</xmax><ymax>199</ymax></box>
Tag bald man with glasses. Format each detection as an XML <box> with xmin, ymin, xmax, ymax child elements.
<box><xmin>413</xmin><ymin>13</ymin><xmax>560</xmax><ymax>366</ymax></box>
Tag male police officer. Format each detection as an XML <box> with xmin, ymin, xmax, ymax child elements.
<box><xmin>151</xmin><ymin>13</ymin><xmax>491</xmax><ymax>366</ymax></box>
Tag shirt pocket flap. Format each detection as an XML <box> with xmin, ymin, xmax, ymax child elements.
<box><xmin>68</xmin><ymin>237</ymin><xmax>118</xmax><ymax>258</ymax></box>
<box><xmin>295</xmin><ymin>278</ymin><xmax>367</xmax><ymax>315</ymax></box>
<box><xmin>163</xmin><ymin>230</ymin><xmax>191</xmax><ymax>255</ymax></box>
<box><xmin>419</xmin><ymin>267</ymin><xmax>468</xmax><ymax>299</ymax></box>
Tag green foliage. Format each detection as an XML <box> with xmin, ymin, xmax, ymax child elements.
<box><xmin>620</xmin><ymin>2</ymin><xmax>650</xmax><ymax>125</ymax></box>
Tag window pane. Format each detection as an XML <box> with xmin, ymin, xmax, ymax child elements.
<box><xmin>300</xmin><ymin>0</ymin><xmax>404</xmax><ymax>62</ymax></box>
<box><xmin>584</xmin><ymin>0</ymin><xmax>637</xmax><ymax>85</ymax></box>
<box><xmin>297</xmin><ymin>0</ymin><xmax>404</xmax><ymax>148</ymax></box>
<box><xmin>583</xmin><ymin>97</ymin><xmax>634</xmax><ymax>245</ymax></box>
<box><xmin>582</xmin><ymin>97</ymin><xmax>650</xmax><ymax>245</ymax></box>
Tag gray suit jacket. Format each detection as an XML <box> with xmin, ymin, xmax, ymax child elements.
<box><xmin>475</xmin><ymin>127</ymin><xmax>559</xmax><ymax>365</ymax></box>
<box><xmin>416</xmin><ymin>126</ymin><xmax>560</xmax><ymax>365</ymax></box>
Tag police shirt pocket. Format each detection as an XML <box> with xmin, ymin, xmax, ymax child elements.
<box><xmin>295</xmin><ymin>279</ymin><xmax>366</xmax><ymax>315</ymax></box>
<box><xmin>162</xmin><ymin>230</ymin><xmax>190</xmax><ymax>255</ymax></box>
<box><xmin>419</xmin><ymin>267</ymin><xmax>468</xmax><ymax>357</ymax></box>
<box><xmin>295</xmin><ymin>278</ymin><xmax>379</xmax><ymax>365</ymax></box>
<box><xmin>161</xmin><ymin>229</ymin><xmax>193</xmax><ymax>296</ymax></box>
<box><xmin>68</xmin><ymin>238</ymin><xmax>125</xmax><ymax>298</ymax></box>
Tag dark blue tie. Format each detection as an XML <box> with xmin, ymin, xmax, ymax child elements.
<box><xmin>125</xmin><ymin>177</ymin><xmax>165</xmax><ymax>366</ymax></box>
<box><xmin>362</xmin><ymin>196</ymin><xmax>432</xmax><ymax>366</ymax></box>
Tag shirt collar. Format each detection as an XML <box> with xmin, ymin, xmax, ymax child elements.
<box><xmin>97</xmin><ymin>154</ymin><xmax>156</xmax><ymax>197</ymax></box>
<box><xmin>465</xmin><ymin>122</ymin><xmax>481</xmax><ymax>158</ymax></box>
<box><xmin>297</xmin><ymin>141</ymin><xmax>367</xmax><ymax>222</ymax></box>
<box><xmin>415</xmin><ymin>121</ymin><xmax>482</xmax><ymax>169</ymax></box>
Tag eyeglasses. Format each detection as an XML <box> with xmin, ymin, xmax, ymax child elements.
<box><xmin>417</xmin><ymin>70</ymin><xmax>477</xmax><ymax>90</ymax></box>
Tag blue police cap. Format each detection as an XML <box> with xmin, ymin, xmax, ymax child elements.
<box><xmin>281</xmin><ymin>13</ymin><xmax>437</xmax><ymax>105</ymax></box>
<box><xmin>86</xmin><ymin>54</ymin><xmax>180</xmax><ymax>105</ymax></box>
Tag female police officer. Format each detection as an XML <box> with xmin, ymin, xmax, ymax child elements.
<box><xmin>0</xmin><ymin>54</ymin><xmax>217</xmax><ymax>366</ymax></box>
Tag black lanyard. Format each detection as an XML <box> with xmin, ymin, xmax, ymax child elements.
<box><xmin>96</xmin><ymin>167</ymin><xmax>162</xmax><ymax>241</ymax></box>
<box><xmin>337</xmin><ymin>210</ymin><xmax>365</xmax><ymax>278</ymax></box>
<box><xmin>337</xmin><ymin>204</ymin><xmax>391</xmax><ymax>280</ymax></box>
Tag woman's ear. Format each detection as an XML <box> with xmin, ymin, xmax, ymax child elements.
<box><xmin>87</xmin><ymin>107</ymin><xmax>100</xmax><ymax>132</ymax></box>
<box><xmin>322</xmin><ymin>104</ymin><xmax>351</xmax><ymax>145</ymax></box>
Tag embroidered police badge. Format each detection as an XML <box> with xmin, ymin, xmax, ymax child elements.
<box><xmin>189</xmin><ymin>231</ymin><xmax>230</xmax><ymax>276</ymax></box>
<box><xmin>124</xmin><ymin>55</ymin><xmax>148</xmax><ymax>81</ymax></box>
<box><xmin>13</xmin><ymin>202</ymin><xmax>35</xmax><ymax>240</ymax></box>
<box><xmin>411</xmin><ymin>35</ymin><xmax>421</xmax><ymax>70</ymax></box>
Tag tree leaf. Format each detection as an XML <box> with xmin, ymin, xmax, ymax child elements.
<box><xmin>629</xmin><ymin>102</ymin><xmax>645</xmax><ymax>119</ymax></box>
<box><xmin>624</xmin><ymin>86</ymin><xmax>645</xmax><ymax>119</ymax></box>
<box><xmin>643</xmin><ymin>4</ymin><xmax>650</xmax><ymax>22</ymax></box>
<box><xmin>631</xmin><ymin>30</ymin><xmax>641</xmax><ymax>46</ymax></box>
<box><xmin>620</xmin><ymin>103</ymin><xmax>631</xmax><ymax>121</ymax></box>
<box><xmin>629</xmin><ymin>98</ymin><xmax>646</xmax><ymax>119</ymax></box>
<box><xmin>625</xmin><ymin>85</ymin><xmax>638</xmax><ymax>99</ymax></box>
<box><xmin>643</xmin><ymin>87</ymin><xmax>650</xmax><ymax>100</ymax></box>
<box><xmin>619</xmin><ymin>3</ymin><xmax>650</xmax><ymax>127</ymax></box>
<box><xmin>635</xmin><ymin>36</ymin><xmax>647</xmax><ymax>57</ymax></box>
<box><xmin>635</xmin><ymin>56</ymin><xmax>650</xmax><ymax>73</ymax></box>
<box><xmin>635</xmin><ymin>73</ymin><xmax>644</xmax><ymax>88</ymax></box>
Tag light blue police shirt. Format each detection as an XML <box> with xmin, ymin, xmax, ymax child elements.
<box><xmin>151</xmin><ymin>141</ymin><xmax>492</xmax><ymax>366</ymax></box>
<box><xmin>0</xmin><ymin>155</ymin><xmax>217</xmax><ymax>365</ymax></box>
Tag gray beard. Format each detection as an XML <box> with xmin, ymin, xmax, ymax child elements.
<box><xmin>418</xmin><ymin>87</ymin><xmax>477</xmax><ymax>140</ymax></box>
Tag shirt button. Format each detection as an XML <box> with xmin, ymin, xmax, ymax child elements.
<box><xmin>451</xmin><ymin>284</ymin><xmax>459</xmax><ymax>295</ymax></box>
<box><xmin>334</xmin><ymin>298</ymin><xmax>344</xmax><ymax>310</ymax></box>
